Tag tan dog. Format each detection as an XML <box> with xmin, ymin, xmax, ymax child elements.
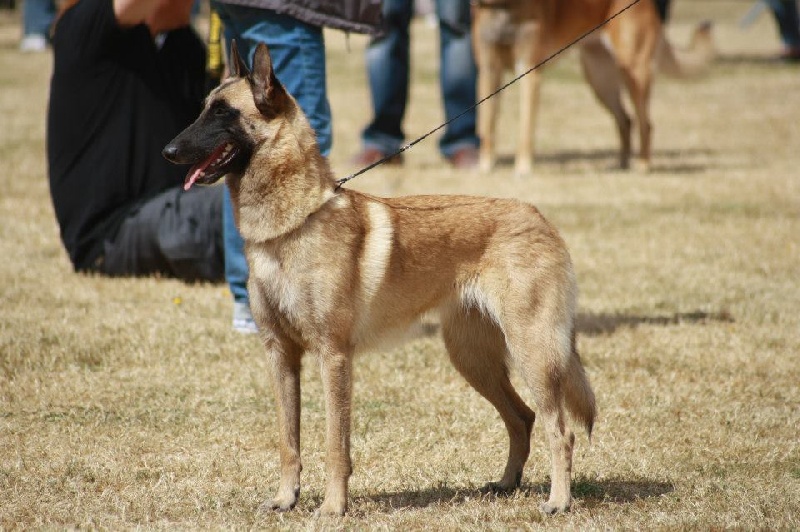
<box><xmin>472</xmin><ymin>0</ymin><xmax>715</xmax><ymax>174</ymax></box>
<box><xmin>163</xmin><ymin>42</ymin><xmax>596</xmax><ymax>516</ymax></box>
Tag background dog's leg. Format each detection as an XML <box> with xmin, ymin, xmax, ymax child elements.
<box><xmin>317</xmin><ymin>349</ymin><xmax>353</xmax><ymax>516</ymax></box>
<box><xmin>441</xmin><ymin>305</ymin><xmax>535</xmax><ymax>492</ymax></box>
<box><xmin>579</xmin><ymin>38</ymin><xmax>632</xmax><ymax>170</ymax></box>
<box><xmin>478</xmin><ymin>53</ymin><xmax>504</xmax><ymax>173</ymax></box>
<box><xmin>622</xmin><ymin>62</ymin><xmax>654</xmax><ymax>172</ymax></box>
<box><xmin>516</xmin><ymin>67</ymin><xmax>540</xmax><ymax>176</ymax></box>
<box><xmin>262</xmin><ymin>342</ymin><xmax>303</xmax><ymax>513</ymax></box>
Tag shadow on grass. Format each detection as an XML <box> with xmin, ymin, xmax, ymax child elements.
<box><xmin>577</xmin><ymin>309</ymin><xmax>734</xmax><ymax>336</ymax></box>
<box><xmin>571</xmin><ymin>476</ymin><xmax>674</xmax><ymax>505</ymax></box>
<box><xmin>491</xmin><ymin>147</ymin><xmax>714</xmax><ymax>174</ymax></box>
<box><xmin>347</xmin><ymin>476</ymin><xmax>673</xmax><ymax>513</ymax></box>
<box><xmin>717</xmin><ymin>53</ymin><xmax>792</xmax><ymax>67</ymax></box>
<box><xmin>411</xmin><ymin>310</ymin><xmax>733</xmax><ymax>342</ymax></box>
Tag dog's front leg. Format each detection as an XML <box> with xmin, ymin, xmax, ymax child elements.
<box><xmin>516</xmin><ymin>68</ymin><xmax>540</xmax><ymax>176</ymax></box>
<box><xmin>262</xmin><ymin>341</ymin><xmax>303</xmax><ymax>513</ymax></box>
<box><xmin>515</xmin><ymin>23</ymin><xmax>543</xmax><ymax>176</ymax></box>
<box><xmin>478</xmin><ymin>53</ymin><xmax>504</xmax><ymax>174</ymax></box>
<box><xmin>316</xmin><ymin>347</ymin><xmax>353</xmax><ymax>516</ymax></box>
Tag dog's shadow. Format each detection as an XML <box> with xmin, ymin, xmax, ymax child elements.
<box><xmin>717</xmin><ymin>53</ymin><xmax>794</xmax><ymax>67</ymax></box>
<box><xmin>344</xmin><ymin>477</ymin><xmax>673</xmax><ymax>513</ymax></box>
<box><xmin>576</xmin><ymin>309</ymin><xmax>734</xmax><ymax>336</ymax></box>
<box><xmin>413</xmin><ymin>310</ymin><xmax>733</xmax><ymax>341</ymax></box>
<box><xmin>493</xmin><ymin>147</ymin><xmax>714</xmax><ymax>174</ymax></box>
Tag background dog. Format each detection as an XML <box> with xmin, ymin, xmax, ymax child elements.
<box><xmin>163</xmin><ymin>42</ymin><xmax>596</xmax><ymax>517</ymax></box>
<box><xmin>472</xmin><ymin>0</ymin><xmax>715</xmax><ymax>174</ymax></box>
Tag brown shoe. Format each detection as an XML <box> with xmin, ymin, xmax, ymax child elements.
<box><xmin>779</xmin><ymin>47</ymin><xmax>800</xmax><ymax>63</ymax></box>
<box><xmin>446</xmin><ymin>146</ymin><xmax>479</xmax><ymax>170</ymax></box>
<box><xmin>351</xmin><ymin>147</ymin><xmax>403</xmax><ymax>167</ymax></box>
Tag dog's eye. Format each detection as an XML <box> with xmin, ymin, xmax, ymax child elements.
<box><xmin>210</xmin><ymin>101</ymin><xmax>233</xmax><ymax>117</ymax></box>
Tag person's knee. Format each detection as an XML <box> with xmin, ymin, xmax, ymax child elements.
<box><xmin>381</xmin><ymin>0</ymin><xmax>413</xmax><ymax>27</ymax></box>
<box><xmin>436</xmin><ymin>0</ymin><xmax>471</xmax><ymax>35</ymax></box>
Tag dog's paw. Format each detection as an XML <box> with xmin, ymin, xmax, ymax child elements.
<box><xmin>259</xmin><ymin>489</ymin><xmax>298</xmax><ymax>513</ymax></box>
<box><xmin>480</xmin><ymin>480</ymin><xmax>518</xmax><ymax>496</ymax></box>
<box><xmin>513</xmin><ymin>159</ymin><xmax>533</xmax><ymax>177</ymax></box>
<box><xmin>479</xmin><ymin>155</ymin><xmax>495</xmax><ymax>174</ymax></box>
<box><xmin>314</xmin><ymin>500</ymin><xmax>346</xmax><ymax>517</ymax></box>
<box><xmin>633</xmin><ymin>158</ymin><xmax>651</xmax><ymax>174</ymax></box>
<box><xmin>539</xmin><ymin>500</ymin><xmax>570</xmax><ymax>515</ymax></box>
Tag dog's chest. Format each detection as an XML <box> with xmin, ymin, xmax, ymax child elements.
<box><xmin>247</xmin><ymin>244</ymin><xmax>339</xmax><ymax>334</ymax></box>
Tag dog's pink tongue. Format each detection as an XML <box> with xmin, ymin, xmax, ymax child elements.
<box><xmin>183</xmin><ymin>144</ymin><xmax>227</xmax><ymax>190</ymax></box>
<box><xmin>183</xmin><ymin>165</ymin><xmax>203</xmax><ymax>190</ymax></box>
<box><xmin>184</xmin><ymin>166</ymin><xmax>204</xmax><ymax>191</ymax></box>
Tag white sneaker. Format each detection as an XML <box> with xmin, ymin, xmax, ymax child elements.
<box><xmin>19</xmin><ymin>34</ymin><xmax>47</xmax><ymax>53</ymax></box>
<box><xmin>232</xmin><ymin>301</ymin><xmax>258</xmax><ymax>334</ymax></box>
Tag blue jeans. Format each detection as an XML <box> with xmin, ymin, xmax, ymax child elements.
<box><xmin>765</xmin><ymin>0</ymin><xmax>800</xmax><ymax>49</ymax></box>
<box><xmin>362</xmin><ymin>0</ymin><xmax>478</xmax><ymax>158</ymax></box>
<box><xmin>23</xmin><ymin>0</ymin><xmax>55</xmax><ymax>37</ymax></box>
<box><xmin>212</xmin><ymin>3</ymin><xmax>332</xmax><ymax>305</ymax></box>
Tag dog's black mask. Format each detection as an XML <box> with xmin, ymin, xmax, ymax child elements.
<box><xmin>162</xmin><ymin>98</ymin><xmax>255</xmax><ymax>189</ymax></box>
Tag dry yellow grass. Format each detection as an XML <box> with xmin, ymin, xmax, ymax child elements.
<box><xmin>1</xmin><ymin>1</ymin><xmax>799</xmax><ymax>528</ymax></box>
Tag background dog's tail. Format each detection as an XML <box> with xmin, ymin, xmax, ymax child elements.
<box><xmin>563</xmin><ymin>330</ymin><xmax>597</xmax><ymax>439</ymax></box>
<box><xmin>658</xmin><ymin>20</ymin><xmax>716</xmax><ymax>78</ymax></box>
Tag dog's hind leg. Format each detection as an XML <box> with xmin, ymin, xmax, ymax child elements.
<box><xmin>502</xmin><ymin>295</ymin><xmax>579</xmax><ymax>514</ymax></box>
<box><xmin>611</xmin><ymin>18</ymin><xmax>659</xmax><ymax>172</ymax></box>
<box><xmin>620</xmin><ymin>59</ymin><xmax>655</xmax><ymax>172</ymax></box>
<box><xmin>511</xmin><ymin>331</ymin><xmax>576</xmax><ymax>513</ymax></box>
<box><xmin>579</xmin><ymin>38</ymin><xmax>632</xmax><ymax>169</ymax></box>
<box><xmin>441</xmin><ymin>303</ymin><xmax>536</xmax><ymax>492</ymax></box>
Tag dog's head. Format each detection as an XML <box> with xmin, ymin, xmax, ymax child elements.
<box><xmin>163</xmin><ymin>41</ymin><xmax>291</xmax><ymax>190</ymax></box>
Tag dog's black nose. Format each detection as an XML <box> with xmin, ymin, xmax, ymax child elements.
<box><xmin>162</xmin><ymin>144</ymin><xmax>179</xmax><ymax>162</ymax></box>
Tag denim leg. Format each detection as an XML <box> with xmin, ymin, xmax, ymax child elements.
<box><xmin>765</xmin><ymin>0</ymin><xmax>800</xmax><ymax>49</ymax></box>
<box><xmin>22</xmin><ymin>0</ymin><xmax>56</xmax><ymax>37</ymax></box>
<box><xmin>221</xmin><ymin>186</ymin><xmax>248</xmax><ymax>303</ymax></box>
<box><xmin>435</xmin><ymin>0</ymin><xmax>479</xmax><ymax>157</ymax></box>
<box><xmin>361</xmin><ymin>0</ymin><xmax>413</xmax><ymax>154</ymax></box>
<box><xmin>212</xmin><ymin>3</ymin><xmax>331</xmax><ymax>305</ymax></box>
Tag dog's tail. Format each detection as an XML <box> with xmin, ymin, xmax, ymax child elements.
<box><xmin>562</xmin><ymin>329</ymin><xmax>597</xmax><ymax>439</ymax></box>
<box><xmin>657</xmin><ymin>20</ymin><xmax>716</xmax><ymax>78</ymax></box>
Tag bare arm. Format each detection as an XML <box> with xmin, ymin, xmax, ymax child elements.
<box><xmin>113</xmin><ymin>0</ymin><xmax>194</xmax><ymax>34</ymax></box>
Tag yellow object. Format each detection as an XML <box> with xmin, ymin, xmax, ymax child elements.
<box><xmin>207</xmin><ymin>10</ymin><xmax>223</xmax><ymax>80</ymax></box>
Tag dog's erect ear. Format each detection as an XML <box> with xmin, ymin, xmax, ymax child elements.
<box><xmin>251</xmin><ymin>43</ymin><xmax>287</xmax><ymax>118</ymax></box>
<box><xmin>229</xmin><ymin>40</ymin><xmax>250</xmax><ymax>79</ymax></box>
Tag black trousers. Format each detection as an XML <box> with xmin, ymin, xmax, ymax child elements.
<box><xmin>100</xmin><ymin>185</ymin><xmax>225</xmax><ymax>282</ymax></box>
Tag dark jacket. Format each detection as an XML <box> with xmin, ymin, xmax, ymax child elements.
<box><xmin>215</xmin><ymin>0</ymin><xmax>383</xmax><ymax>34</ymax></box>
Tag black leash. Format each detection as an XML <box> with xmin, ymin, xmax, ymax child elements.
<box><xmin>335</xmin><ymin>0</ymin><xmax>643</xmax><ymax>190</ymax></box>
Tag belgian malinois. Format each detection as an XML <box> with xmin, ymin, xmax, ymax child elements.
<box><xmin>163</xmin><ymin>42</ymin><xmax>596</xmax><ymax>516</ymax></box>
<box><xmin>472</xmin><ymin>0</ymin><xmax>715</xmax><ymax>174</ymax></box>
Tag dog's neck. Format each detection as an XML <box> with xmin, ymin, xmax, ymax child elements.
<box><xmin>226</xmin><ymin>113</ymin><xmax>336</xmax><ymax>243</ymax></box>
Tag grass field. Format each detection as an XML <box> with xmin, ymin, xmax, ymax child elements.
<box><xmin>1</xmin><ymin>1</ymin><xmax>799</xmax><ymax>529</ymax></box>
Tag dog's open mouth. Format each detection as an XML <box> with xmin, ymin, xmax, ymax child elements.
<box><xmin>183</xmin><ymin>143</ymin><xmax>240</xmax><ymax>190</ymax></box>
